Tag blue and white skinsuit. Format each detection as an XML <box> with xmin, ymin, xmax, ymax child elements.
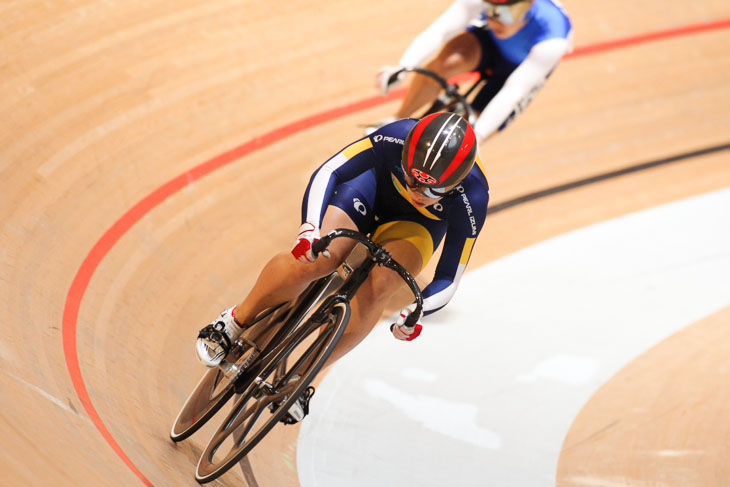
<box><xmin>398</xmin><ymin>0</ymin><xmax>572</xmax><ymax>140</ymax></box>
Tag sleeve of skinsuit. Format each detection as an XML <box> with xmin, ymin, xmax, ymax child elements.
<box><xmin>472</xmin><ymin>37</ymin><xmax>570</xmax><ymax>141</ymax></box>
<box><xmin>300</xmin><ymin>137</ymin><xmax>376</xmax><ymax>227</ymax></box>
<box><xmin>419</xmin><ymin>182</ymin><xmax>489</xmax><ymax>316</ymax></box>
<box><xmin>398</xmin><ymin>0</ymin><xmax>485</xmax><ymax>68</ymax></box>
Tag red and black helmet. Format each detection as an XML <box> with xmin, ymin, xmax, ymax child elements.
<box><xmin>402</xmin><ymin>112</ymin><xmax>477</xmax><ymax>192</ymax></box>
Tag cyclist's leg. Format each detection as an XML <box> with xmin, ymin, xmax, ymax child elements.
<box><xmin>232</xmin><ymin>207</ymin><xmax>358</xmax><ymax>326</ymax></box>
<box><xmin>324</xmin><ymin>220</ymin><xmax>438</xmax><ymax>365</ymax></box>
<box><xmin>233</xmin><ymin>172</ymin><xmax>378</xmax><ymax>327</ymax></box>
<box><xmin>395</xmin><ymin>31</ymin><xmax>481</xmax><ymax>119</ymax></box>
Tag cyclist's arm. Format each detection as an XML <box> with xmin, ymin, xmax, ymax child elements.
<box><xmin>398</xmin><ymin>0</ymin><xmax>484</xmax><ymax>68</ymax></box>
<box><xmin>421</xmin><ymin>233</ymin><xmax>476</xmax><ymax>315</ymax></box>
<box><xmin>472</xmin><ymin>37</ymin><xmax>570</xmax><ymax>141</ymax></box>
<box><xmin>420</xmin><ymin>189</ymin><xmax>488</xmax><ymax>316</ymax></box>
<box><xmin>301</xmin><ymin>137</ymin><xmax>375</xmax><ymax>226</ymax></box>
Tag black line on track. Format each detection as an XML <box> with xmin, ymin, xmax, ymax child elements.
<box><xmin>487</xmin><ymin>142</ymin><xmax>730</xmax><ymax>216</ymax></box>
<box><xmin>238</xmin><ymin>455</ymin><xmax>259</xmax><ymax>486</ymax></box>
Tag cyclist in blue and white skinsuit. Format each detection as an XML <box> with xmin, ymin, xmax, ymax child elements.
<box><xmin>373</xmin><ymin>0</ymin><xmax>572</xmax><ymax>142</ymax></box>
<box><xmin>196</xmin><ymin>113</ymin><xmax>489</xmax><ymax>420</ymax></box>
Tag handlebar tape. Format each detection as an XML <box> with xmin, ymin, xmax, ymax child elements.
<box><xmin>311</xmin><ymin>237</ymin><xmax>329</xmax><ymax>257</ymax></box>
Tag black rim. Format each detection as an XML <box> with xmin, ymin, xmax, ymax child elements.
<box><xmin>170</xmin><ymin>302</ymin><xmax>289</xmax><ymax>441</ymax></box>
<box><xmin>171</xmin><ymin>275</ymin><xmax>338</xmax><ymax>442</ymax></box>
<box><xmin>195</xmin><ymin>302</ymin><xmax>350</xmax><ymax>483</ymax></box>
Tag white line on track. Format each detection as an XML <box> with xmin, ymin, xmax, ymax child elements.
<box><xmin>1</xmin><ymin>368</ymin><xmax>90</xmax><ymax>421</ymax></box>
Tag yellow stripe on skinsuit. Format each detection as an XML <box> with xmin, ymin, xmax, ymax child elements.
<box><xmin>390</xmin><ymin>174</ymin><xmax>441</xmax><ymax>220</ymax></box>
<box><xmin>372</xmin><ymin>221</ymin><xmax>434</xmax><ymax>272</ymax></box>
<box><xmin>459</xmin><ymin>237</ymin><xmax>476</xmax><ymax>265</ymax></box>
<box><xmin>474</xmin><ymin>153</ymin><xmax>486</xmax><ymax>176</ymax></box>
<box><xmin>342</xmin><ymin>138</ymin><xmax>373</xmax><ymax>159</ymax></box>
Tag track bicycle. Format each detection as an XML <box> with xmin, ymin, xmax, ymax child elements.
<box><xmin>383</xmin><ymin>66</ymin><xmax>482</xmax><ymax>124</ymax></box>
<box><xmin>170</xmin><ymin>228</ymin><xmax>424</xmax><ymax>484</ymax></box>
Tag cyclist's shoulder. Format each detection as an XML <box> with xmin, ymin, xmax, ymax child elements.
<box><xmin>365</xmin><ymin>118</ymin><xmax>416</xmax><ymax>162</ymax></box>
<box><xmin>459</xmin><ymin>159</ymin><xmax>490</xmax><ymax>204</ymax></box>
<box><xmin>529</xmin><ymin>0</ymin><xmax>572</xmax><ymax>36</ymax></box>
<box><xmin>462</xmin><ymin>174</ymin><xmax>489</xmax><ymax>205</ymax></box>
<box><xmin>368</xmin><ymin>117</ymin><xmax>417</xmax><ymax>143</ymax></box>
<box><xmin>468</xmin><ymin>152</ymin><xmax>489</xmax><ymax>186</ymax></box>
<box><xmin>443</xmin><ymin>163</ymin><xmax>488</xmax><ymax>218</ymax></box>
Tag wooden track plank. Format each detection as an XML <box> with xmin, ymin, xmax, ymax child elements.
<box><xmin>1</xmin><ymin>1</ymin><xmax>729</xmax><ymax>485</ymax></box>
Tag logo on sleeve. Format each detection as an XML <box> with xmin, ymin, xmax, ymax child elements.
<box><xmin>457</xmin><ymin>186</ymin><xmax>477</xmax><ymax>236</ymax></box>
<box><xmin>373</xmin><ymin>134</ymin><xmax>405</xmax><ymax>145</ymax></box>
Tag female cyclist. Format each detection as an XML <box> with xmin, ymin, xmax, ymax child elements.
<box><xmin>196</xmin><ymin>112</ymin><xmax>490</xmax><ymax>420</ymax></box>
<box><xmin>371</xmin><ymin>0</ymin><xmax>572</xmax><ymax>142</ymax></box>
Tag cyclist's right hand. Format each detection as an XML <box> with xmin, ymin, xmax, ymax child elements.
<box><xmin>375</xmin><ymin>65</ymin><xmax>406</xmax><ymax>94</ymax></box>
<box><xmin>291</xmin><ymin>222</ymin><xmax>327</xmax><ymax>263</ymax></box>
<box><xmin>391</xmin><ymin>304</ymin><xmax>423</xmax><ymax>341</ymax></box>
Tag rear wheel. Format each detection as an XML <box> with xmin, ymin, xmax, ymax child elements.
<box><xmin>195</xmin><ymin>300</ymin><xmax>350</xmax><ymax>484</ymax></box>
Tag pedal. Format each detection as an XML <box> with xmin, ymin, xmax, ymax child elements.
<box><xmin>271</xmin><ymin>386</ymin><xmax>316</xmax><ymax>425</ymax></box>
<box><xmin>219</xmin><ymin>337</ymin><xmax>259</xmax><ymax>380</ymax></box>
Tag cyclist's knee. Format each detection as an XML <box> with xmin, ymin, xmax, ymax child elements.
<box><xmin>363</xmin><ymin>266</ymin><xmax>403</xmax><ymax>303</ymax></box>
<box><xmin>431</xmin><ymin>34</ymin><xmax>480</xmax><ymax>74</ymax></box>
<box><xmin>288</xmin><ymin>251</ymin><xmax>342</xmax><ymax>281</ymax></box>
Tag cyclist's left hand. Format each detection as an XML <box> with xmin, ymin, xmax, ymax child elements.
<box><xmin>375</xmin><ymin>65</ymin><xmax>406</xmax><ymax>94</ymax></box>
<box><xmin>391</xmin><ymin>304</ymin><xmax>422</xmax><ymax>341</ymax></box>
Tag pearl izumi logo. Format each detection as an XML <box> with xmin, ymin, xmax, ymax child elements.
<box><xmin>353</xmin><ymin>198</ymin><xmax>367</xmax><ymax>215</ymax></box>
<box><xmin>373</xmin><ymin>134</ymin><xmax>405</xmax><ymax>145</ymax></box>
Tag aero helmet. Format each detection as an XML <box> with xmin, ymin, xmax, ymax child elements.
<box><xmin>402</xmin><ymin>112</ymin><xmax>477</xmax><ymax>194</ymax></box>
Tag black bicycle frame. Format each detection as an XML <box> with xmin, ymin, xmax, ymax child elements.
<box><xmin>312</xmin><ymin>228</ymin><xmax>424</xmax><ymax>329</ymax></box>
<box><xmin>232</xmin><ymin>228</ymin><xmax>424</xmax><ymax>392</ymax></box>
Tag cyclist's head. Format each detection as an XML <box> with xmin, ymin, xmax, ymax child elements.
<box><xmin>483</xmin><ymin>0</ymin><xmax>533</xmax><ymax>25</ymax></box>
<box><xmin>401</xmin><ymin>112</ymin><xmax>477</xmax><ymax>199</ymax></box>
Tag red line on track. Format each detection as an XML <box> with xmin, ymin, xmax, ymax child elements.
<box><xmin>61</xmin><ymin>17</ymin><xmax>730</xmax><ymax>486</ymax></box>
<box><xmin>567</xmin><ymin>18</ymin><xmax>730</xmax><ymax>58</ymax></box>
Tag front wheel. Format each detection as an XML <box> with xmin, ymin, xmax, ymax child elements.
<box><xmin>170</xmin><ymin>304</ymin><xmax>285</xmax><ymax>442</ymax></box>
<box><xmin>195</xmin><ymin>300</ymin><xmax>350</xmax><ymax>484</ymax></box>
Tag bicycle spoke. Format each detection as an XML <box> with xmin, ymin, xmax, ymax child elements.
<box><xmin>206</xmin><ymin>370</ymin><xmax>225</xmax><ymax>399</ymax></box>
<box><xmin>278</xmin><ymin>325</ymin><xmax>333</xmax><ymax>385</ymax></box>
<box><xmin>231</xmin><ymin>398</ymin><xmax>271</xmax><ymax>448</ymax></box>
<box><xmin>221</xmin><ymin>396</ymin><xmax>262</xmax><ymax>434</ymax></box>
<box><xmin>196</xmin><ymin>301</ymin><xmax>351</xmax><ymax>483</ymax></box>
<box><xmin>191</xmin><ymin>231</ymin><xmax>425</xmax><ymax>483</ymax></box>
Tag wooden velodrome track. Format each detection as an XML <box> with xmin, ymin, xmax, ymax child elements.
<box><xmin>2</xmin><ymin>0</ymin><xmax>729</xmax><ymax>485</ymax></box>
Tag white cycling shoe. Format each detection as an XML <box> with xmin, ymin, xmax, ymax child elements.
<box><xmin>196</xmin><ymin>307</ymin><xmax>245</xmax><ymax>367</ymax></box>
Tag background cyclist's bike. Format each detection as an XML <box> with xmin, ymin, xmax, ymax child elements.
<box><xmin>170</xmin><ymin>228</ymin><xmax>423</xmax><ymax>484</ymax></box>
<box><xmin>386</xmin><ymin>66</ymin><xmax>482</xmax><ymax>124</ymax></box>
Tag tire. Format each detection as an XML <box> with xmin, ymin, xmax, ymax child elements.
<box><xmin>170</xmin><ymin>273</ymin><xmax>340</xmax><ymax>442</ymax></box>
<box><xmin>194</xmin><ymin>300</ymin><xmax>350</xmax><ymax>484</ymax></box>
<box><xmin>170</xmin><ymin>304</ymin><xmax>285</xmax><ymax>442</ymax></box>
